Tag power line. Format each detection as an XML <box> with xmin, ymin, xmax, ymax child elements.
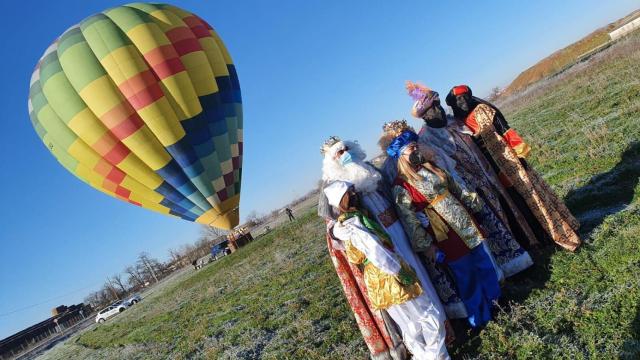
<box><xmin>0</xmin><ymin>282</ymin><xmax>102</xmax><ymax>317</ymax></box>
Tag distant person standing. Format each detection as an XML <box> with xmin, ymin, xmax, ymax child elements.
<box><xmin>285</xmin><ymin>207</ymin><xmax>295</xmax><ymax>221</ymax></box>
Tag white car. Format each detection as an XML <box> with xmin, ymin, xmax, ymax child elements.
<box><xmin>95</xmin><ymin>303</ymin><xmax>126</xmax><ymax>323</ymax></box>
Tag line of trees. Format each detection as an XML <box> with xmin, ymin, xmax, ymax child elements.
<box><xmin>167</xmin><ymin>226</ymin><xmax>226</xmax><ymax>268</ymax></box>
<box><xmin>81</xmin><ymin>188</ymin><xmax>321</xmax><ymax>311</ymax></box>
<box><xmin>83</xmin><ymin>252</ymin><xmax>165</xmax><ymax>309</ymax></box>
<box><xmin>83</xmin><ymin>226</ymin><xmax>227</xmax><ymax>310</ymax></box>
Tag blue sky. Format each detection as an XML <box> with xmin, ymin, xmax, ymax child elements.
<box><xmin>0</xmin><ymin>0</ymin><xmax>637</xmax><ymax>339</ymax></box>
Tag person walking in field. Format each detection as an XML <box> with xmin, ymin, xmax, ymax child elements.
<box><xmin>445</xmin><ymin>85</ymin><xmax>581</xmax><ymax>251</ymax></box>
<box><xmin>325</xmin><ymin>180</ymin><xmax>450</xmax><ymax>360</ymax></box>
<box><xmin>285</xmin><ymin>207</ymin><xmax>295</xmax><ymax>221</ymax></box>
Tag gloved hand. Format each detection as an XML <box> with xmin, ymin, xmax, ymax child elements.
<box><xmin>416</xmin><ymin>211</ymin><xmax>430</xmax><ymax>228</ymax></box>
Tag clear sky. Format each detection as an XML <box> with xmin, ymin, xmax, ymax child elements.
<box><xmin>0</xmin><ymin>0</ymin><xmax>637</xmax><ymax>339</ymax></box>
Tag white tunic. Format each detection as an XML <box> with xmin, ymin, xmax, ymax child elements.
<box><xmin>361</xmin><ymin>191</ymin><xmax>446</xmax><ymax>318</ymax></box>
<box><xmin>333</xmin><ymin>215</ymin><xmax>450</xmax><ymax>360</ymax></box>
<box><xmin>332</xmin><ymin>216</ymin><xmax>401</xmax><ymax>275</ymax></box>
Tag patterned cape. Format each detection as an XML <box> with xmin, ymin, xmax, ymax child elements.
<box><xmin>471</xmin><ymin>104</ymin><xmax>581</xmax><ymax>251</ymax></box>
<box><xmin>325</xmin><ymin>229</ymin><xmax>407</xmax><ymax>359</ymax></box>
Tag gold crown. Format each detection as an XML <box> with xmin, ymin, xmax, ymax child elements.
<box><xmin>320</xmin><ymin>136</ymin><xmax>341</xmax><ymax>155</ymax></box>
<box><xmin>382</xmin><ymin>119</ymin><xmax>413</xmax><ymax>138</ymax></box>
<box><xmin>378</xmin><ymin>120</ymin><xmax>415</xmax><ymax>151</ymax></box>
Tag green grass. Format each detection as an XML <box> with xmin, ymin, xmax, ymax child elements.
<box><xmin>454</xmin><ymin>207</ymin><xmax>640</xmax><ymax>359</ymax></box>
<box><xmin>504</xmin><ymin>29</ymin><xmax>610</xmax><ymax>95</ymax></box>
<box><xmin>43</xmin><ymin>210</ymin><xmax>369</xmax><ymax>360</ymax></box>
<box><xmin>42</xmin><ymin>32</ymin><xmax>640</xmax><ymax>360</ymax></box>
<box><xmin>451</xmin><ymin>32</ymin><xmax>640</xmax><ymax>359</ymax></box>
<box><xmin>503</xmin><ymin>10</ymin><xmax>639</xmax><ymax>96</ymax></box>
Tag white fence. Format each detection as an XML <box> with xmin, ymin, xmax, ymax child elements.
<box><xmin>609</xmin><ymin>17</ymin><xmax>640</xmax><ymax>41</ymax></box>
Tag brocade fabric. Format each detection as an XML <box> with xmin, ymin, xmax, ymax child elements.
<box><xmin>420</xmin><ymin>125</ymin><xmax>534</xmax><ymax>275</ymax></box>
<box><xmin>336</xmin><ymin>218</ymin><xmax>423</xmax><ymax>310</ymax></box>
<box><xmin>393</xmin><ymin>169</ymin><xmax>484</xmax><ymax>250</ymax></box>
<box><xmin>449</xmin><ymin>129</ymin><xmax>539</xmax><ymax>246</ymax></box>
<box><xmin>325</xmin><ymin>232</ymin><xmax>400</xmax><ymax>358</ymax></box>
<box><xmin>471</xmin><ymin>104</ymin><xmax>581</xmax><ymax>251</ymax></box>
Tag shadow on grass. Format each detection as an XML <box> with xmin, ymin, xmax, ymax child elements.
<box><xmin>504</xmin><ymin>140</ymin><xmax>640</xmax><ymax>320</ymax></box>
<box><xmin>565</xmin><ymin>141</ymin><xmax>640</xmax><ymax>236</ymax></box>
<box><xmin>498</xmin><ymin>142</ymin><xmax>640</xmax><ymax>304</ymax></box>
<box><xmin>624</xmin><ymin>287</ymin><xmax>640</xmax><ymax>359</ymax></box>
<box><xmin>452</xmin><ymin>142</ymin><xmax>640</xmax><ymax>359</ymax></box>
<box><xmin>621</xmin><ymin>300</ymin><xmax>640</xmax><ymax>359</ymax></box>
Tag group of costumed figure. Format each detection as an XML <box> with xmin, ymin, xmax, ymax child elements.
<box><xmin>317</xmin><ymin>82</ymin><xmax>581</xmax><ymax>360</ymax></box>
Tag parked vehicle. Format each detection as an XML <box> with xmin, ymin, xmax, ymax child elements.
<box><xmin>125</xmin><ymin>294</ymin><xmax>142</xmax><ymax>306</ymax></box>
<box><xmin>210</xmin><ymin>241</ymin><xmax>231</xmax><ymax>260</ymax></box>
<box><xmin>95</xmin><ymin>303</ymin><xmax>126</xmax><ymax>323</ymax></box>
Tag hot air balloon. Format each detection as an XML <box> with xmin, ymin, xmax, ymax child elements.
<box><xmin>28</xmin><ymin>3</ymin><xmax>243</xmax><ymax>229</ymax></box>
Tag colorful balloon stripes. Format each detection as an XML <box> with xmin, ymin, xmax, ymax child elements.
<box><xmin>28</xmin><ymin>3</ymin><xmax>242</xmax><ymax>229</ymax></box>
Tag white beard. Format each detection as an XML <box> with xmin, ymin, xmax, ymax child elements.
<box><xmin>322</xmin><ymin>159</ymin><xmax>382</xmax><ymax>194</ymax></box>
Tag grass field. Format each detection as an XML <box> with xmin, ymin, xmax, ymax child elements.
<box><xmin>41</xmin><ymin>32</ymin><xmax>640</xmax><ymax>360</ymax></box>
<box><xmin>453</xmin><ymin>30</ymin><xmax>640</xmax><ymax>359</ymax></box>
<box><xmin>502</xmin><ymin>10</ymin><xmax>639</xmax><ymax>96</ymax></box>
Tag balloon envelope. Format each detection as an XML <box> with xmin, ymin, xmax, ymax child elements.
<box><xmin>28</xmin><ymin>3</ymin><xmax>243</xmax><ymax>229</ymax></box>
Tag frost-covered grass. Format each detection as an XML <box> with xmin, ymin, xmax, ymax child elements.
<box><xmin>41</xmin><ymin>210</ymin><xmax>369</xmax><ymax>360</ymax></box>
<box><xmin>451</xmin><ymin>32</ymin><xmax>640</xmax><ymax>359</ymax></box>
<box><xmin>40</xmin><ymin>32</ymin><xmax>640</xmax><ymax>360</ymax></box>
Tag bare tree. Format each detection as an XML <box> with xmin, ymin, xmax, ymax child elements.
<box><xmin>103</xmin><ymin>282</ymin><xmax>120</xmax><ymax>301</ymax></box>
<box><xmin>94</xmin><ymin>289</ymin><xmax>106</xmax><ymax>306</ymax></box>
<box><xmin>487</xmin><ymin>86</ymin><xmax>502</xmax><ymax>102</ymax></box>
<box><xmin>180</xmin><ymin>243</ymin><xmax>196</xmax><ymax>261</ymax></box>
<box><xmin>245</xmin><ymin>210</ymin><xmax>263</xmax><ymax>227</ymax></box>
<box><xmin>84</xmin><ymin>292</ymin><xmax>102</xmax><ymax>309</ymax></box>
<box><xmin>124</xmin><ymin>265</ymin><xmax>145</xmax><ymax>288</ymax></box>
<box><xmin>137</xmin><ymin>252</ymin><xmax>161</xmax><ymax>283</ymax></box>
<box><xmin>200</xmin><ymin>225</ymin><xmax>226</xmax><ymax>241</ymax></box>
<box><xmin>126</xmin><ymin>274</ymin><xmax>141</xmax><ymax>290</ymax></box>
<box><xmin>167</xmin><ymin>248</ymin><xmax>183</xmax><ymax>265</ymax></box>
<box><xmin>195</xmin><ymin>236</ymin><xmax>213</xmax><ymax>257</ymax></box>
<box><xmin>98</xmin><ymin>287</ymin><xmax>112</xmax><ymax>305</ymax></box>
<box><xmin>110</xmin><ymin>274</ymin><xmax>128</xmax><ymax>294</ymax></box>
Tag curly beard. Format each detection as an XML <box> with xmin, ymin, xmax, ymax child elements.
<box><xmin>322</xmin><ymin>141</ymin><xmax>382</xmax><ymax>194</ymax></box>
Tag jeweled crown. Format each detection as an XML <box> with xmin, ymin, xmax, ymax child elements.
<box><xmin>382</xmin><ymin>119</ymin><xmax>413</xmax><ymax>138</ymax></box>
<box><xmin>320</xmin><ymin>136</ymin><xmax>341</xmax><ymax>155</ymax></box>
